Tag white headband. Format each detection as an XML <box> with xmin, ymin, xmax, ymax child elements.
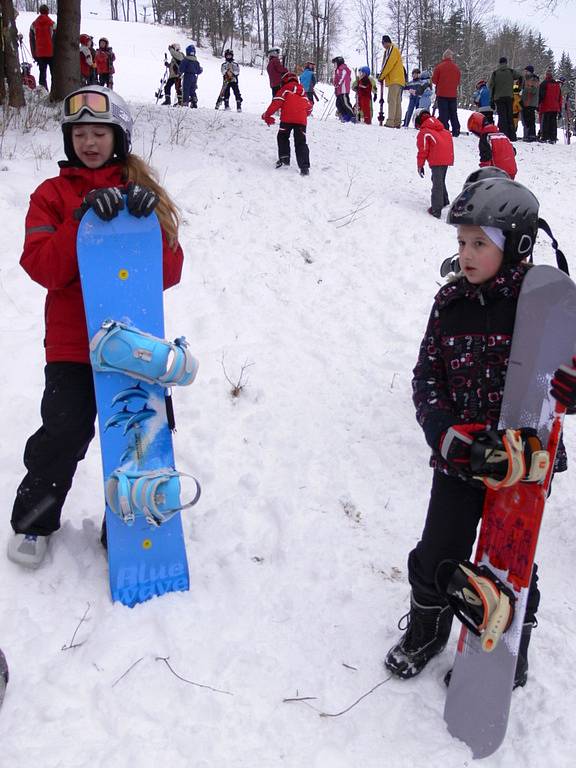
<box><xmin>481</xmin><ymin>226</ymin><xmax>506</xmax><ymax>251</ymax></box>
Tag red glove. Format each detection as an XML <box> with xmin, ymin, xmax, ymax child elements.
<box><xmin>262</xmin><ymin>113</ymin><xmax>275</xmax><ymax>126</ymax></box>
<box><xmin>551</xmin><ymin>357</ymin><xmax>576</xmax><ymax>409</ymax></box>
<box><xmin>439</xmin><ymin>423</ymin><xmax>488</xmax><ymax>473</ymax></box>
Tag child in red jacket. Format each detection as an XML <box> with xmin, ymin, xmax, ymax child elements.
<box><xmin>262</xmin><ymin>71</ymin><xmax>313</xmax><ymax>175</ymax></box>
<box><xmin>7</xmin><ymin>85</ymin><xmax>184</xmax><ymax>569</ymax></box>
<box><xmin>468</xmin><ymin>112</ymin><xmax>517</xmax><ymax>179</ymax></box>
<box><xmin>95</xmin><ymin>37</ymin><xmax>116</xmax><ymax>88</ymax></box>
<box><xmin>415</xmin><ymin>109</ymin><xmax>454</xmax><ymax>218</ymax></box>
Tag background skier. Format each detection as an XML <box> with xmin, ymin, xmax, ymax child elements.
<box><xmin>261</xmin><ymin>71</ymin><xmax>312</xmax><ymax>175</ymax></box>
<box><xmin>179</xmin><ymin>44</ymin><xmax>203</xmax><ymax>108</ymax></box>
<box><xmin>378</xmin><ymin>35</ymin><xmax>406</xmax><ymax>128</ymax></box>
<box><xmin>216</xmin><ymin>49</ymin><xmax>242</xmax><ymax>111</ymax></box>
<box><xmin>352</xmin><ymin>66</ymin><xmax>378</xmax><ymax>124</ymax></box>
<box><xmin>415</xmin><ymin>108</ymin><xmax>454</xmax><ymax>218</ymax></box>
<box><xmin>468</xmin><ymin>111</ymin><xmax>517</xmax><ymax>179</ymax></box>
<box><xmin>266</xmin><ymin>48</ymin><xmax>287</xmax><ymax>97</ymax></box>
<box><xmin>29</xmin><ymin>4</ymin><xmax>54</xmax><ymax>90</ymax></box>
<box><xmin>332</xmin><ymin>56</ymin><xmax>355</xmax><ymax>123</ymax></box>
<box><xmin>163</xmin><ymin>42</ymin><xmax>184</xmax><ymax>106</ymax></box>
<box><xmin>95</xmin><ymin>37</ymin><xmax>115</xmax><ymax>89</ymax></box>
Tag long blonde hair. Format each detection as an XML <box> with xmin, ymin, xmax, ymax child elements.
<box><xmin>123</xmin><ymin>154</ymin><xmax>180</xmax><ymax>248</ymax></box>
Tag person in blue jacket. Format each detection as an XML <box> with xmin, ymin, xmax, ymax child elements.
<box><xmin>299</xmin><ymin>61</ymin><xmax>316</xmax><ymax>103</ymax></box>
<box><xmin>417</xmin><ymin>71</ymin><xmax>433</xmax><ymax>111</ymax></box>
<box><xmin>179</xmin><ymin>44</ymin><xmax>203</xmax><ymax>107</ymax></box>
<box><xmin>472</xmin><ymin>78</ymin><xmax>493</xmax><ymax>123</ymax></box>
<box><xmin>403</xmin><ymin>69</ymin><xmax>433</xmax><ymax>126</ymax></box>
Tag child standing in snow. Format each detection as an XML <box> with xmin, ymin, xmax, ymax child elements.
<box><xmin>385</xmin><ymin>172</ymin><xmax>574</xmax><ymax>689</ymax></box>
<box><xmin>467</xmin><ymin>111</ymin><xmax>517</xmax><ymax>179</ymax></box>
<box><xmin>261</xmin><ymin>71</ymin><xmax>312</xmax><ymax>175</ymax></box>
<box><xmin>215</xmin><ymin>49</ymin><xmax>242</xmax><ymax>111</ymax></box>
<box><xmin>179</xmin><ymin>44</ymin><xmax>203</xmax><ymax>108</ymax></box>
<box><xmin>299</xmin><ymin>62</ymin><xmax>316</xmax><ymax>103</ymax></box>
<box><xmin>415</xmin><ymin>108</ymin><xmax>454</xmax><ymax>218</ymax></box>
<box><xmin>95</xmin><ymin>37</ymin><xmax>115</xmax><ymax>89</ymax></box>
<box><xmin>79</xmin><ymin>34</ymin><xmax>94</xmax><ymax>86</ymax></box>
<box><xmin>163</xmin><ymin>42</ymin><xmax>184</xmax><ymax>106</ymax></box>
<box><xmin>7</xmin><ymin>85</ymin><xmax>184</xmax><ymax>569</ymax></box>
<box><xmin>352</xmin><ymin>66</ymin><xmax>378</xmax><ymax>124</ymax></box>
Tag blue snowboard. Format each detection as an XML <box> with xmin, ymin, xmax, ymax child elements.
<box><xmin>77</xmin><ymin>207</ymin><xmax>189</xmax><ymax>607</ymax></box>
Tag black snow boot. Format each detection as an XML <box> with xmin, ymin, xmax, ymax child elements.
<box><xmin>385</xmin><ymin>594</ymin><xmax>453</xmax><ymax>679</ymax></box>
<box><xmin>444</xmin><ymin>621</ymin><xmax>535</xmax><ymax>689</ymax></box>
<box><xmin>162</xmin><ymin>96</ymin><xmax>171</xmax><ymax>106</ymax></box>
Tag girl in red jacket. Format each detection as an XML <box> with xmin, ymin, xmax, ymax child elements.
<box><xmin>95</xmin><ymin>37</ymin><xmax>116</xmax><ymax>89</ymax></box>
<box><xmin>8</xmin><ymin>86</ymin><xmax>184</xmax><ymax>569</ymax></box>
<box><xmin>262</xmin><ymin>71</ymin><xmax>312</xmax><ymax>175</ymax></box>
<box><xmin>415</xmin><ymin>109</ymin><xmax>454</xmax><ymax>218</ymax></box>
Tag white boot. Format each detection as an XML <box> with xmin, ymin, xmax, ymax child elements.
<box><xmin>7</xmin><ymin>533</ymin><xmax>49</xmax><ymax>569</ymax></box>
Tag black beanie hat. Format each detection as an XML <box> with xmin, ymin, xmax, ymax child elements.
<box><xmin>382</xmin><ymin>35</ymin><xmax>392</xmax><ymax>44</ymax></box>
<box><xmin>499</xmin><ymin>56</ymin><xmax>507</xmax><ymax>64</ymax></box>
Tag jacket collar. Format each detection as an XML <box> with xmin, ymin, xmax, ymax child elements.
<box><xmin>436</xmin><ymin>262</ymin><xmax>529</xmax><ymax>308</ymax></box>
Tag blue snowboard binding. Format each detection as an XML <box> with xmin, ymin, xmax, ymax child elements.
<box><xmin>90</xmin><ymin>320</ymin><xmax>198</xmax><ymax>387</ymax></box>
<box><xmin>106</xmin><ymin>468</ymin><xmax>201</xmax><ymax>527</ymax></box>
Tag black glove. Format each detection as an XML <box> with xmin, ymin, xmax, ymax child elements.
<box><xmin>551</xmin><ymin>357</ymin><xmax>576</xmax><ymax>409</ymax></box>
<box><xmin>77</xmin><ymin>187</ymin><xmax>124</xmax><ymax>221</ymax></box>
<box><xmin>126</xmin><ymin>182</ymin><xmax>159</xmax><ymax>218</ymax></box>
<box><xmin>439</xmin><ymin>423</ymin><xmax>487</xmax><ymax>474</ymax></box>
<box><xmin>418</xmin><ymin>166</ymin><xmax>425</xmax><ymax>178</ymax></box>
<box><xmin>373</xmin><ymin>93</ymin><xmax>377</xmax><ymax>102</ymax></box>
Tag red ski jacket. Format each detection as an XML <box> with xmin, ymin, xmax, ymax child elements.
<box><xmin>431</xmin><ymin>59</ymin><xmax>461</xmax><ymax>98</ymax></box>
<box><xmin>416</xmin><ymin>115</ymin><xmax>454</xmax><ymax>168</ymax></box>
<box><xmin>479</xmin><ymin>124</ymin><xmax>517</xmax><ymax>180</ymax></box>
<box><xmin>538</xmin><ymin>78</ymin><xmax>562</xmax><ymax>113</ymax></box>
<box><xmin>95</xmin><ymin>48</ymin><xmax>115</xmax><ymax>75</ymax></box>
<box><xmin>21</xmin><ymin>163</ymin><xmax>183</xmax><ymax>364</ymax></box>
<box><xmin>263</xmin><ymin>81</ymin><xmax>313</xmax><ymax>125</ymax></box>
<box><xmin>267</xmin><ymin>56</ymin><xmax>288</xmax><ymax>88</ymax></box>
<box><xmin>29</xmin><ymin>13</ymin><xmax>55</xmax><ymax>59</ymax></box>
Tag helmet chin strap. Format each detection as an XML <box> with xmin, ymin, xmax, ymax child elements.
<box><xmin>538</xmin><ymin>218</ymin><xmax>569</xmax><ymax>274</ymax></box>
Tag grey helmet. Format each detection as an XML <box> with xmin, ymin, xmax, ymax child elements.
<box><xmin>62</xmin><ymin>85</ymin><xmax>133</xmax><ymax>164</ymax></box>
<box><xmin>463</xmin><ymin>167</ymin><xmax>511</xmax><ymax>188</ymax></box>
<box><xmin>447</xmin><ymin>178</ymin><xmax>539</xmax><ymax>262</ymax></box>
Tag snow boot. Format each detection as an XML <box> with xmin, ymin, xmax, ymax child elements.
<box><xmin>385</xmin><ymin>594</ymin><xmax>453</xmax><ymax>679</ymax></box>
<box><xmin>300</xmin><ymin>168</ymin><xmax>310</xmax><ymax>176</ymax></box>
<box><xmin>444</xmin><ymin>621</ymin><xmax>535</xmax><ymax>689</ymax></box>
<box><xmin>7</xmin><ymin>533</ymin><xmax>49</xmax><ymax>569</ymax></box>
<box><xmin>162</xmin><ymin>96</ymin><xmax>171</xmax><ymax>106</ymax></box>
<box><xmin>275</xmin><ymin>158</ymin><xmax>290</xmax><ymax>169</ymax></box>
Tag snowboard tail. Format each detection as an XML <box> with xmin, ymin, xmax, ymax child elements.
<box><xmin>78</xmin><ymin>207</ymin><xmax>192</xmax><ymax>607</ymax></box>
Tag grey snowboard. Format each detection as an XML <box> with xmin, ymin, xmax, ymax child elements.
<box><xmin>444</xmin><ymin>265</ymin><xmax>576</xmax><ymax>758</ymax></box>
<box><xmin>0</xmin><ymin>649</ymin><xmax>7</xmax><ymax>709</ymax></box>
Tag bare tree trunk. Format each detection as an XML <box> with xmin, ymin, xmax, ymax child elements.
<box><xmin>1</xmin><ymin>0</ymin><xmax>26</xmax><ymax>106</ymax></box>
<box><xmin>50</xmin><ymin>0</ymin><xmax>81</xmax><ymax>101</ymax></box>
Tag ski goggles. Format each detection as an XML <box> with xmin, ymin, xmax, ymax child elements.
<box><xmin>64</xmin><ymin>91</ymin><xmax>111</xmax><ymax>119</ymax></box>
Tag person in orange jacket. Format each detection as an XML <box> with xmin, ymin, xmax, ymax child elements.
<box><xmin>262</xmin><ymin>71</ymin><xmax>312</xmax><ymax>175</ymax></box>
<box><xmin>29</xmin><ymin>4</ymin><xmax>55</xmax><ymax>90</ymax></box>
<box><xmin>468</xmin><ymin>112</ymin><xmax>517</xmax><ymax>179</ymax></box>
<box><xmin>415</xmin><ymin>108</ymin><xmax>454</xmax><ymax>218</ymax></box>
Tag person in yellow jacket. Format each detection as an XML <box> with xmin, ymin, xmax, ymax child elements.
<box><xmin>379</xmin><ymin>35</ymin><xmax>406</xmax><ymax>128</ymax></box>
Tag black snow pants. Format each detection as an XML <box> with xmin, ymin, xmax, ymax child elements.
<box><xmin>277</xmin><ymin>123</ymin><xmax>310</xmax><ymax>170</ymax></box>
<box><xmin>11</xmin><ymin>363</ymin><xmax>97</xmax><ymax>536</ymax></box>
<box><xmin>408</xmin><ymin>471</ymin><xmax>541</xmax><ymax>624</ymax></box>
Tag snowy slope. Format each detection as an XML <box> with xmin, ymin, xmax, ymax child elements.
<box><xmin>1</xmin><ymin>11</ymin><xmax>576</xmax><ymax>768</ymax></box>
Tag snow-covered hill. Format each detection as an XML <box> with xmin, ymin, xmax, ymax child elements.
<box><xmin>1</xmin><ymin>10</ymin><xmax>576</xmax><ymax>768</ymax></box>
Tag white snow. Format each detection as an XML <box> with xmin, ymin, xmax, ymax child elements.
<box><xmin>1</xmin><ymin>10</ymin><xmax>576</xmax><ymax>768</ymax></box>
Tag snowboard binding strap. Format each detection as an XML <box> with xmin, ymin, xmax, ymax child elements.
<box><xmin>470</xmin><ymin>428</ymin><xmax>549</xmax><ymax>490</ymax></box>
<box><xmin>90</xmin><ymin>320</ymin><xmax>198</xmax><ymax>387</ymax></box>
<box><xmin>106</xmin><ymin>468</ymin><xmax>201</xmax><ymax>527</ymax></box>
<box><xmin>443</xmin><ymin>560</ymin><xmax>516</xmax><ymax>652</ymax></box>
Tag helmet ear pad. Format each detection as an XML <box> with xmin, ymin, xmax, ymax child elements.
<box><xmin>503</xmin><ymin>230</ymin><xmax>536</xmax><ymax>263</ymax></box>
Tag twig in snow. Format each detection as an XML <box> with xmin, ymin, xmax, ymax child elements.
<box><xmin>342</xmin><ymin>663</ymin><xmax>358</xmax><ymax>671</ymax></box>
<box><xmin>156</xmin><ymin>656</ymin><xmax>234</xmax><ymax>696</ymax></box>
<box><xmin>221</xmin><ymin>354</ymin><xmax>255</xmax><ymax>397</ymax></box>
<box><xmin>283</xmin><ymin>696</ymin><xmax>318</xmax><ymax>703</ymax></box>
<box><xmin>111</xmin><ymin>656</ymin><xmax>145</xmax><ymax>688</ymax></box>
<box><xmin>61</xmin><ymin>602</ymin><xmax>91</xmax><ymax>651</ymax></box>
<box><xmin>318</xmin><ymin>676</ymin><xmax>391</xmax><ymax>717</ymax></box>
